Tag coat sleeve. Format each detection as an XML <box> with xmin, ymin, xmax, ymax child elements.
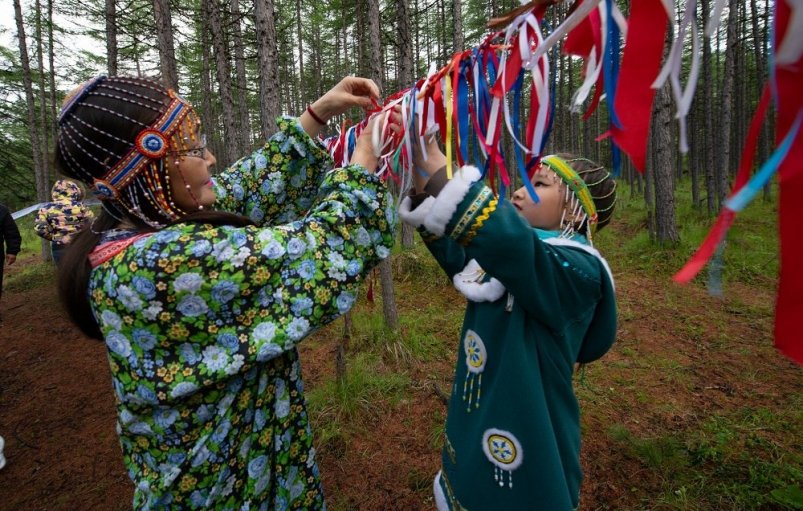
<box><xmin>3</xmin><ymin>207</ymin><xmax>22</xmax><ymax>254</ymax></box>
<box><xmin>213</xmin><ymin>116</ymin><xmax>333</xmax><ymax>226</ymax></box>
<box><xmin>90</xmin><ymin>164</ymin><xmax>396</xmax><ymax>406</ymax></box>
<box><xmin>33</xmin><ymin>207</ymin><xmax>52</xmax><ymax>240</ymax></box>
<box><xmin>399</xmin><ymin>165</ymin><xmax>613</xmax><ymax>336</ymax></box>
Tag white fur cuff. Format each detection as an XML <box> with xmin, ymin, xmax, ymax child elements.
<box><xmin>398</xmin><ymin>195</ymin><xmax>436</xmax><ymax>228</ymax></box>
<box><xmin>422</xmin><ymin>165</ymin><xmax>482</xmax><ymax>236</ymax></box>
<box><xmin>453</xmin><ymin>259</ymin><xmax>506</xmax><ymax>302</ymax></box>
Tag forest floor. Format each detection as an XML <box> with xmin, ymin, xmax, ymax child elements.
<box><xmin>0</xmin><ymin>208</ymin><xmax>801</xmax><ymax>510</ymax></box>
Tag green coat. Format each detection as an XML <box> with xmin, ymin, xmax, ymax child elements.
<box><xmin>400</xmin><ymin>166</ymin><xmax>616</xmax><ymax>510</ymax></box>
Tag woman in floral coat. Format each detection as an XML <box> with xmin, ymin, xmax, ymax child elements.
<box><xmin>56</xmin><ymin>75</ymin><xmax>393</xmax><ymax>510</ymax></box>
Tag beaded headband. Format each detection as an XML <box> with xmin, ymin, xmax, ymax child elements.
<box><xmin>541</xmin><ymin>154</ymin><xmax>598</xmax><ymax>229</ymax></box>
<box><xmin>91</xmin><ymin>91</ymin><xmax>190</xmax><ymax>200</ymax></box>
<box><xmin>57</xmin><ymin>76</ymin><xmax>206</xmax><ymax>227</ymax></box>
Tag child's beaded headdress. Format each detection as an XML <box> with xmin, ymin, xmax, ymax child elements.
<box><xmin>541</xmin><ymin>154</ymin><xmax>617</xmax><ymax>243</ymax></box>
<box><xmin>57</xmin><ymin>75</ymin><xmax>204</xmax><ymax>227</ymax></box>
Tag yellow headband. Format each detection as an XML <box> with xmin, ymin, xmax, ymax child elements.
<box><xmin>540</xmin><ymin>155</ymin><xmax>598</xmax><ymax>231</ymax></box>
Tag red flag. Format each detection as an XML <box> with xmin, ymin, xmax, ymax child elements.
<box><xmin>610</xmin><ymin>0</ymin><xmax>668</xmax><ymax>172</ymax></box>
<box><xmin>773</xmin><ymin>0</ymin><xmax>803</xmax><ymax>364</ymax></box>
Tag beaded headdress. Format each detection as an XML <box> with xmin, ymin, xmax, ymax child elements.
<box><xmin>540</xmin><ymin>154</ymin><xmax>616</xmax><ymax>243</ymax></box>
<box><xmin>57</xmin><ymin>75</ymin><xmax>204</xmax><ymax>227</ymax></box>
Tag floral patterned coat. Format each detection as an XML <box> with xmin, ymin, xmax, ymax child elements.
<box><xmin>88</xmin><ymin>118</ymin><xmax>395</xmax><ymax>510</ymax></box>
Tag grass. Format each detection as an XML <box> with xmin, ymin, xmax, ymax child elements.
<box><xmin>597</xmin><ymin>179</ymin><xmax>778</xmax><ymax>287</ymax></box>
<box><xmin>4</xmin><ymin>215</ymin><xmax>56</xmax><ymax>292</ymax></box>
<box><xmin>305</xmin><ymin>351</ymin><xmax>410</xmax><ymax>448</ymax></box>
<box><xmin>607</xmin><ymin>403</ymin><xmax>803</xmax><ymax>510</ymax></box>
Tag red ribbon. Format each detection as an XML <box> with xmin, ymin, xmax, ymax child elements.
<box><xmin>672</xmin><ymin>85</ymin><xmax>771</xmax><ymax>285</ymax></box>
<box><xmin>609</xmin><ymin>0</ymin><xmax>668</xmax><ymax>172</ymax></box>
<box><xmin>773</xmin><ymin>0</ymin><xmax>803</xmax><ymax>364</ymax></box>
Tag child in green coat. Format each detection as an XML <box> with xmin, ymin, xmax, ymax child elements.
<box><xmin>399</xmin><ymin>138</ymin><xmax>617</xmax><ymax>510</ymax></box>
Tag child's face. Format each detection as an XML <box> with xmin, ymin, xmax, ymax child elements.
<box><xmin>511</xmin><ymin>164</ymin><xmax>566</xmax><ymax>230</ymax></box>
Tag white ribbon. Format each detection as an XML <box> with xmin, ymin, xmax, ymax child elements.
<box><xmin>653</xmin><ymin>0</ymin><xmax>700</xmax><ymax>154</ymax></box>
<box><xmin>705</xmin><ymin>0</ymin><xmax>728</xmax><ymax>37</ymax></box>
<box><xmin>532</xmin><ymin>0</ymin><xmax>604</xmax><ymax>62</ymax></box>
<box><xmin>776</xmin><ymin>0</ymin><xmax>803</xmax><ymax>65</ymax></box>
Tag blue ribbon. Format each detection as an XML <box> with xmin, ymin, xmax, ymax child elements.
<box><xmin>725</xmin><ymin>113</ymin><xmax>802</xmax><ymax>212</ymax></box>
<box><xmin>511</xmin><ymin>70</ymin><xmax>540</xmax><ymax>203</ymax></box>
<box><xmin>457</xmin><ymin>61</ymin><xmax>470</xmax><ymax>166</ymax></box>
<box><xmin>347</xmin><ymin>126</ymin><xmax>357</xmax><ymax>162</ymax></box>
<box><xmin>603</xmin><ymin>0</ymin><xmax>622</xmax><ymax>129</ymax></box>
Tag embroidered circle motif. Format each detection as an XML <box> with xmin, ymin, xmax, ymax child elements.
<box><xmin>488</xmin><ymin>434</ymin><xmax>516</xmax><ymax>465</ymax></box>
<box><xmin>482</xmin><ymin>428</ymin><xmax>523</xmax><ymax>471</ymax></box>
<box><xmin>135</xmin><ymin>129</ymin><xmax>168</xmax><ymax>159</ymax></box>
<box><xmin>93</xmin><ymin>179</ymin><xmax>117</xmax><ymax>199</ymax></box>
<box><xmin>463</xmin><ymin>329</ymin><xmax>486</xmax><ymax>374</ymax></box>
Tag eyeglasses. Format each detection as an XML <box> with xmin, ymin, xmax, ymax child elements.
<box><xmin>170</xmin><ymin>134</ymin><xmax>207</xmax><ymax>159</ymax></box>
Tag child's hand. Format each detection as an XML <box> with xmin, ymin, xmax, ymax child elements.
<box><xmin>406</xmin><ymin>107</ymin><xmax>445</xmax><ymax>193</ymax></box>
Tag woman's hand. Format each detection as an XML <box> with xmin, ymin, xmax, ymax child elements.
<box><xmin>300</xmin><ymin>77</ymin><xmax>381</xmax><ymax>138</ymax></box>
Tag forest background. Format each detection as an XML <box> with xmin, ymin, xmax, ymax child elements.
<box><xmin>0</xmin><ymin>0</ymin><xmax>801</xmax><ymax>509</ymax></box>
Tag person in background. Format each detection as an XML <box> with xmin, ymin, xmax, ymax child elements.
<box><xmin>34</xmin><ymin>179</ymin><xmax>94</xmax><ymax>264</ymax></box>
<box><xmin>0</xmin><ymin>202</ymin><xmax>22</xmax><ymax>311</ymax></box>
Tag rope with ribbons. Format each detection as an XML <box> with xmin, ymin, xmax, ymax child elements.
<box><xmin>320</xmin><ymin>0</ymin><xmax>803</xmax><ymax>363</ymax></box>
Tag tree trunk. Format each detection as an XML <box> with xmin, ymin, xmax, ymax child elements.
<box><xmin>231</xmin><ymin>0</ymin><xmax>251</xmax><ymax>149</ymax></box>
<box><xmin>567</xmin><ymin>54</ymin><xmax>576</xmax><ymax>152</ymax></box>
<box><xmin>47</xmin><ymin>0</ymin><xmax>57</xmax><ymax>148</ymax></box>
<box><xmin>439</xmin><ymin>0</ymin><xmax>447</xmax><ymax>61</ymax></box>
<box><xmin>14</xmin><ymin>0</ymin><xmax>48</xmax><ymax>260</ymax></box>
<box><xmin>106</xmin><ymin>0</ymin><xmax>118</xmax><ymax>75</ymax></box>
<box><xmin>452</xmin><ymin>0</ymin><xmax>464</xmax><ymax>53</ymax></box>
<box><xmin>717</xmin><ymin>0</ymin><xmax>738</xmax><ymax>207</ymax></box>
<box><xmin>295</xmin><ymin>0</ymin><xmax>305</xmax><ymax>108</ymax></box>
<box><xmin>367</xmin><ymin>0</ymin><xmax>383</xmax><ymax>91</ymax></box>
<box><xmin>366</xmin><ymin>0</ymin><xmax>399</xmax><ymax>329</ymax></box>
<box><xmin>199</xmin><ymin>0</ymin><xmax>218</xmax><ymax>156</ymax></box>
<box><xmin>255</xmin><ymin>0</ymin><xmax>281</xmax><ymax>138</ymax></box>
<box><xmin>398</xmin><ymin>0</ymin><xmax>416</xmax><ymax>247</ymax></box>
<box><xmin>313</xmin><ymin>19</ymin><xmax>323</xmax><ymax>100</ymax></box>
<box><xmin>336</xmin><ymin>312</ymin><xmax>353</xmax><ymax>383</ymax></box>
<box><xmin>653</xmin><ymin>80</ymin><xmax>679</xmax><ymax>244</ymax></box>
<box><xmin>35</xmin><ymin>0</ymin><xmax>50</xmax><ymax>186</ymax></box>
<box><xmin>341</xmin><ymin>1</ymin><xmax>349</xmax><ymax>74</ymax></box>
<box><xmin>208</xmin><ymin>0</ymin><xmax>240</xmax><ymax>166</ymax></box>
<box><xmin>700</xmin><ymin>0</ymin><xmax>716</xmax><ymax>215</ymax></box>
<box><xmin>414</xmin><ymin>0</ymin><xmax>421</xmax><ymax>76</ymax></box>
<box><xmin>153</xmin><ymin>0</ymin><xmax>179</xmax><ymax>90</ymax></box>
